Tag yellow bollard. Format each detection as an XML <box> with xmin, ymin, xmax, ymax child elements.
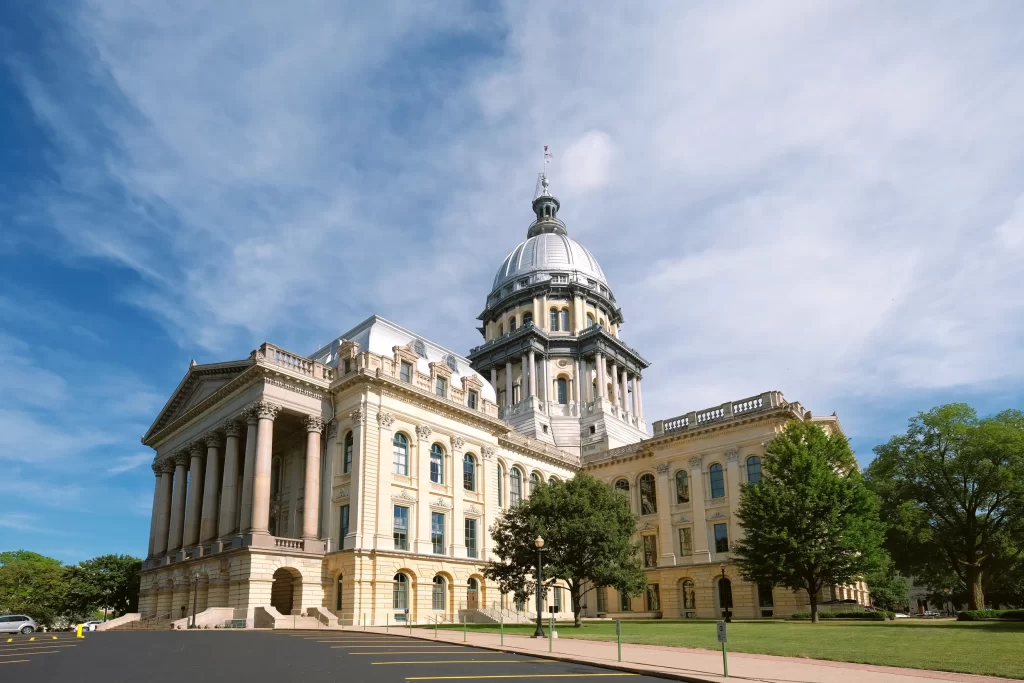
<box><xmin>76</xmin><ymin>624</ymin><xmax>85</xmax><ymax>639</ymax></box>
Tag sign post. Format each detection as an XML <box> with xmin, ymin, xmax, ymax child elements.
<box><xmin>500</xmin><ymin>611</ymin><xmax>504</xmax><ymax>645</ymax></box>
<box><xmin>717</xmin><ymin>621</ymin><xmax>729</xmax><ymax>678</ymax></box>
<box><xmin>615</xmin><ymin>619</ymin><xmax>622</xmax><ymax>662</ymax></box>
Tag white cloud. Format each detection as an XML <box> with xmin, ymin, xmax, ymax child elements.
<box><xmin>106</xmin><ymin>453</ymin><xmax>154</xmax><ymax>476</ymax></box>
<box><xmin>560</xmin><ymin>131</ymin><xmax>614</xmax><ymax>193</ymax></box>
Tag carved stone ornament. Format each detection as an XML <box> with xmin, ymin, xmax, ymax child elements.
<box><xmin>151</xmin><ymin>462</ymin><xmax>161</xmax><ymax>476</ymax></box>
<box><xmin>396</xmin><ymin>489</ymin><xmax>416</xmax><ymax>502</ymax></box>
<box><xmin>433</xmin><ymin>497</ymin><xmax>452</xmax><ymax>509</ymax></box>
<box><xmin>464</xmin><ymin>504</ymin><xmax>481</xmax><ymax>516</ymax></box>
<box><xmin>709</xmin><ymin>510</ymin><xmax>728</xmax><ymax>520</ymax></box>
<box><xmin>173</xmin><ymin>451</ymin><xmax>189</xmax><ymax>467</ymax></box>
<box><xmin>640</xmin><ymin>522</ymin><xmax>655</xmax><ymax>531</ymax></box>
<box><xmin>252</xmin><ymin>400</ymin><xmax>281</xmax><ymax>421</ymax></box>
<box><xmin>333</xmin><ymin>487</ymin><xmax>350</xmax><ymax>502</ymax></box>
<box><xmin>222</xmin><ymin>420</ymin><xmax>244</xmax><ymax>439</ymax></box>
<box><xmin>325</xmin><ymin>421</ymin><xmax>338</xmax><ymax>440</ymax></box>
<box><xmin>673</xmin><ymin>515</ymin><xmax>691</xmax><ymax>524</ymax></box>
<box><xmin>688</xmin><ymin>455</ymin><xmax>703</xmax><ymax>469</ymax></box>
<box><xmin>416</xmin><ymin>425</ymin><xmax>432</xmax><ymax>440</ymax></box>
<box><xmin>656</xmin><ymin>463</ymin><xmax>670</xmax><ymax>475</ymax></box>
<box><xmin>377</xmin><ymin>412</ymin><xmax>396</xmax><ymax>429</ymax></box>
<box><xmin>243</xmin><ymin>406</ymin><xmax>259</xmax><ymax>425</ymax></box>
<box><xmin>304</xmin><ymin>415</ymin><xmax>325</xmax><ymax>433</ymax></box>
<box><xmin>725</xmin><ymin>448</ymin><xmax>740</xmax><ymax>463</ymax></box>
<box><xmin>450</xmin><ymin>435</ymin><xmax>466</xmax><ymax>451</ymax></box>
<box><xmin>481</xmin><ymin>446</ymin><xmax>496</xmax><ymax>460</ymax></box>
<box><xmin>159</xmin><ymin>460</ymin><xmax>176</xmax><ymax>475</ymax></box>
<box><xmin>189</xmin><ymin>441</ymin><xmax>206</xmax><ymax>458</ymax></box>
<box><xmin>204</xmin><ymin>431</ymin><xmax>223</xmax><ymax>449</ymax></box>
<box><xmin>349</xmin><ymin>408</ymin><xmax>363</xmax><ymax>424</ymax></box>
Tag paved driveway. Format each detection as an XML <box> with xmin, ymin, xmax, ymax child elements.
<box><xmin>1</xmin><ymin>629</ymin><xmax>665</xmax><ymax>682</ymax></box>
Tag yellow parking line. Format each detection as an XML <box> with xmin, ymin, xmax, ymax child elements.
<box><xmin>374</xmin><ymin>659</ymin><xmax>554</xmax><ymax>665</ymax></box>
<box><xmin>314</xmin><ymin>639</ymin><xmax>414</xmax><ymax>642</ymax></box>
<box><xmin>331</xmin><ymin>644</ymin><xmax>463</xmax><ymax>649</ymax></box>
<box><xmin>405</xmin><ymin>675</ymin><xmax>638</xmax><ymax>681</ymax></box>
<box><xmin>0</xmin><ymin>650</ymin><xmax>61</xmax><ymax>657</ymax></box>
<box><xmin>348</xmin><ymin>650</ymin><xmax>476</xmax><ymax>655</ymax></box>
<box><xmin>0</xmin><ymin>646</ymin><xmax>75</xmax><ymax>654</ymax></box>
<box><xmin>0</xmin><ymin>660</ymin><xmax>29</xmax><ymax>665</ymax></box>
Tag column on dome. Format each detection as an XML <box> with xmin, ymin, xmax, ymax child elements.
<box><xmin>153</xmin><ymin>461</ymin><xmax>174</xmax><ymax>556</ymax></box>
<box><xmin>504</xmin><ymin>361</ymin><xmax>513</xmax><ymax>408</ymax></box>
<box><xmin>573</xmin><ymin>358</ymin><xmax>582</xmax><ymax>406</ymax></box>
<box><xmin>520</xmin><ymin>353</ymin><xmax>527</xmax><ymax>404</ymax></box>
<box><xmin>167</xmin><ymin>452</ymin><xmax>188</xmax><ymax>552</ymax></box>
<box><xmin>218</xmin><ymin>421</ymin><xmax>242</xmax><ymax>537</ymax></box>
<box><xmin>610</xmin><ymin>362</ymin><xmax>620</xmax><ymax>408</ymax></box>
<box><xmin>374</xmin><ymin>411</ymin><xmax>396</xmax><ymax>549</ymax></box>
<box><xmin>527</xmin><ymin>350</ymin><xmax>536</xmax><ymax>398</ymax></box>
<box><xmin>490</xmin><ymin>368</ymin><xmax>498</xmax><ymax>395</ymax></box>
<box><xmin>183</xmin><ymin>441</ymin><xmax>206</xmax><ymax>548</ymax></box>
<box><xmin>595</xmin><ymin>352</ymin><xmax>606</xmax><ymax>402</ymax></box>
<box><xmin>621</xmin><ymin>370</ymin><xmax>629</xmax><ymax>413</ymax></box>
<box><xmin>655</xmin><ymin>463</ymin><xmax>677</xmax><ymax>567</ymax></box>
<box><xmin>414</xmin><ymin>425</ymin><xmax>433</xmax><ymax>553</ymax></box>
<box><xmin>147</xmin><ymin>464</ymin><xmax>162</xmax><ymax>557</ymax></box>
<box><xmin>631</xmin><ymin>377</ymin><xmax>640</xmax><ymax>417</ymax></box>
<box><xmin>543</xmin><ymin>358</ymin><xmax>552</xmax><ymax>410</ymax></box>
<box><xmin>688</xmin><ymin>455</ymin><xmax>711</xmax><ymax>563</ymax></box>
<box><xmin>239</xmin><ymin>409</ymin><xmax>258</xmax><ymax>533</ymax></box>
<box><xmin>301</xmin><ymin>415</ymin><xmax>324</xmax><ymax>540</ymax></box>
<box><xmin>636</xmin><ymin>378</ymin><xmax>644</xmax><ymax>420</ymax></box>
<box><xmin>450</xmin><ymin>436</ymin><xmax>466</xmax><ymax>557</ymax></box>
<box><xmin>249</xmin><ymin>400</ymin><xmax>281</xmax><ymax>536</ymax></box>
<box><xmin>199</xmin><ymin>432</ymin><xmax>223</xmax><ymax>544</ymax></box>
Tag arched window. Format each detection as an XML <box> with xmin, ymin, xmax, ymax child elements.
<box><xmin>529</xmin><ymin>472</ymin><xmax>541</xmax><ymax>496</ymax></box>
<box><xmin>600</xmin><ymin>318</ymin><xmax>605</xmax><ymax>327</ymax></box>
<box><xmin>548</xmin><ymin>476</ymin><xmax>558</xmax><ymax>486</ymax></box>
<box><xmin>682</xmin><ymin>580</ymin><xmax>696</xmax><ymax>610</ymax></box>
<box><xmin>556</xmin><ymin>377</ymin><xmax>568</xmax><ymax>405</ymax></box>
<box><xmin>463</xmin><ymin>453</ymin><xmax>476</xmax><ymax>491</ymax></box>
<box><xmin>523</xmin><ymin>312</ymin><xmax>533</xmax><ymax>326</ymax></box>
<box><xmin>509</xmin><ymin>468</ymin><xmax>523</xmax><ymax>507</ymax></box>
<box><xmin>675</xmin><ymin>470</ymin><xmax>690</xmax><ymax>504</ymax></box>
<box><xmin>639</xmin><ymin>473</ymin><xmax>657</xmax><ymax>515</ymax></box>
<box><xmin>432</xmin><ymin>576</ymin><xmax>446</xmax><ymax>611</ymax></box>
<box><xmin>614</xmin><ymin>478</ymin><xmax>630</xmax><ymax>500</ymax></box>
<box><xmin>336</xmin><ymin>574</ymin><xmax>344</xmax><ymax>611</ymax></box>
<box><xmin>718</xmin><ymin>577</ymin><xmax>733</xmax><ymax>610</ymax></box>
<box><xmin>509</xmin><ymin>317</ymin><xmax>517</xmax><ymax>332</ymax></box>
<box><xmin>343</xmin><ymin>431</ymin><xmax>353</xmax><ymax>474</ymax></box>
<box><xmin>559</xmin><ymin>309</ymin><xmax>569</xmax><ymax>331</ymax></box>
<box><xmin>467</xmin><ymin>578</ymin><xmax>480</xmax><ymax>609</ymax></box>
<box><xmin>497</xmin><ymin>464</ymin><xmax>505</xmax><ymax>507</ymax></box>
<box><xmin>747</xmin><ymin>456</ymin><xmax>762</xmax><ymax>485</ymax></box>
<box><xmin>709</xmin><ymin>463</ymin><xmax>725</xmax><ymax>498</ymax></box>
<box><xmin>393</xmin><ymin>573</ymin><xmax>408</xmax><ymax>610</ymax></box>
<box><xmin>430</xmin><ymin>443</ymin><xmax>444</xmax><ymax>484</ymax></box>
<box><xmin>392</xmin><ymin>433</ymin><xmax>409</xmax><ymax>476</ymax></box>
<box><xmin>549</xmin><ymin>308</ymin><xmax>559</xmax><ymax>331</ymax></box>
<box><xmin>587</xmin><ymin>313</ymin><xmax>595</xmax><ymax>327</ymax></box>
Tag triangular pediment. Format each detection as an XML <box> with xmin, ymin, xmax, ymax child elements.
<box><xmin>143</xmin><ymin>360</ymin><xmax>254</xmax><ymax>445</ymax></box>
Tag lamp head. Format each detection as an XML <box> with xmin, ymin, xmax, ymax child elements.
<box><xmin>535</xmin><ymin>536</ymin><xmax>544</xmax><ymax>549</ymax></box>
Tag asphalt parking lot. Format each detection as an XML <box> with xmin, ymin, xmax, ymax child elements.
<box><xmin>0</xmin><ymin>629</ymin><xmax>668</xmax><ymax>682</ymax></box>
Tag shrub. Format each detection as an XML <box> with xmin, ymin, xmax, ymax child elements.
<box><xmin>957</xmin><ymin>610</ymin><xmax>1024</xmax><ymax>621</ymax></box>
<box><xmin>791</xmin><ymin>611</ymin><xmax>892</xmax><ymax>621</ymax></box>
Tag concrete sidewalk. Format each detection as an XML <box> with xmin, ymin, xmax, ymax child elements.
<box><xmin>354</xmin><ymin>625</ymin><xmax>1014</xmax><ymax>683</ymax></box>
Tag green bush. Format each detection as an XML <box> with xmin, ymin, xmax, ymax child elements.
<box><xmin>957</xmin><ymin>609</ymin><xmax>1024</xmax><ymax>621</ymax></box>
<box><xmin>791</xmin><ymin>611</ymin><xmax>892</xmax><ymax>621</ymax></box>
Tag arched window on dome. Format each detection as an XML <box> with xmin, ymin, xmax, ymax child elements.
<box><xmin>600</xmin><ymin>318</ymin><xmax>606</xmax><ymax>327</ymax></box>
<box><xmin>497</xmin><ymin>323</ymin><xmax>503</xmax><ymax>337</ymax></box>
<box><xmin>587</xmin><ymin>313</ymin><xmax>595</xmax><ymax>328</ymax></box>
<box><xmin>549</xmin><ymin>308</ymin><xmax>559</xmax><ymax>331</ymax></box>
<box><xmin>556</xmin><ymin>377</ymin><xmax>568</xmax><ymax>405</ymax></box>
<box><xmin>560</xmin><ymin>309</ymin><xmax>569</xmax><ymax>331</ymax></box>
<box><xmin>509</xmin><ymin>317</ymin><xmax>517</xmax><ymax>332</ymax></box>
<box><xmin>523</xmin><ymin>312</ymin><xmax>533</xmax><ymax>327</ymax></box>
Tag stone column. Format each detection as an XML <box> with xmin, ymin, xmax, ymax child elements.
<box><xmin>725</xmin><ymin>448</ymin><xmax>743</xmax><ymax>545</ymax></box>
<box><xmin>239</xmin><ymin>409</ymin><xmax>259</xmax><ymax>533</ymax></box>
<box><xmin>504</xmin><ymin>361</ymin><xmax>513</xmax><ymax>406</ymax></box>
<box><xmin>321</xmin><ymin>421</ymin><xmax>336</xmax><ymax>542</ymax></box>
<box><xmin>348</xmin><ymin>409</ymin><xmax>365</xmax><ymax>549</ymax></box>
<box><xmin>450</xmin><ymin>436</ymin><xmax>466</xmax><ymax>557</ymax></box>
<box><xmin>147</xmin><ymin>464</ymin><xmax>162</xmax><ymax>557</ymax></box>
<box><xmin>655</xmin><ymin>463</ymin><xmax>677</xmax><ymax>566</ymax></box>
<box><xmin>520</xmin><ymin>353</ymin><xmax>528</xmax><ymax>404</ymax></box>
<box><xmin>167</xmin><ymin>452</ymin><xmax>188</xmax><ymax>552</ymax></box>
<box><xmin>414</xmin><ymin>425</ymin><xmax>432</xmax><ymax>553</ymax></box>
<box><xmin>610</xmin><ymin>362</ymin><xmax>620</xmax><ymax>408</ymax></box>
<box><xmin>632</xmin><ymin>378</ymin><xmax>640</xmax><ymax>416</ymax></box>
<box><xmin>481</xmin><ymin>446</ymin><xmax>495</xmax><ymax>560</ymax></box>
<box><xmin>154</xmin><ymin>461</ymin><xmax>174</xmax><ymax>556</ymax></box>
<box><xmin>375</xmin><ymin>412</ymin><xmax>397</xmax><ymax>551</ymax></box>
<box><xmin>527</xmin><ymin>350</ymin><xmax>536</xmax><ymax>398</ymax></box>
<box><xmin>250</xmin><ymin>400</ymin><xmax>281</xmax><ymax>536</ymax></box>
<box><xmin>621</xmin><ymin>370</ymin><xmax>629</xmax><ymax>413</ymax></box>
<box><xmin>183</xmin><ymin>442</ymin><xmax>206</xmax><ymax>548</ymax></box>
<box><xmin>199</xmin><ymin>432</ymin><xmax>223</xmax><ymax>544</ymax></box>
<box><xmin>543</xmin><ymin>358</ymin><xmax>551</xmax><ymax>410</ymax></box>
<box><xmin>688</xmin><ymin>455</ymin><xmax>711</xmax><ymax>562</ymax></box>
<box><xmin>218</xmin><ymin>421</ymin><xmax>242</xmax><ymax>537</ymax></box>
<box><xmin>636</xmin><ymin>378</ymin><xmax>644</xmax><ymax>420</ymax></box>
<box><xmin>595</xmin><ymin>352</ymin><xmax>606</xmax><ymax>402</ymax></box>
<box><xmin>302</xmin><ymin>415</ymin><xmax>324</xmax><ymax>540</ymax></box>
<box><xmin>490</xmin><ymin>368</ymin><xmax>497</xmax><ymax>394</ymax></box>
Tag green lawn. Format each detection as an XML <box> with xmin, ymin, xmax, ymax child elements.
<box><xmin>430</xmin><ymin>619</ymin><xmax>1024</xmax><ymax>679</ymax></box>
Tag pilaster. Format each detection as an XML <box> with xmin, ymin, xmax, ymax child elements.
<box><xmin>450</xmin><ymin>436</ymin><xmax>466</xmax><ymax>557</ymax></box>
<box><xmin>688</xmin><ymin>455</ymin><xmax>711</xmax><ymax>563</ymax></box>
<box><xmin>375</xmin><ymin>411</ymin><xmax>396</xmax><ymax>550</ymax></box>
<box><xmin>415</xmin><ymin>425</ymin><xmax>433</xmax><ymax>553</ymax></box>
<box><xmin>655</xmin><ymin>463</ymin><xmax>677</xmax><ymax>566</ymax></box>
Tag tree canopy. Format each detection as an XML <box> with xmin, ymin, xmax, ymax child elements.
<box><xmin>866</xmin><ymin>404</ymin><xmax>1024</xmax><ymax>610</ymax></box>
<box><xmin>733</xmin><ymin>420</ymin><xmax>886</xmax><ymax>622</ymax></box>
<box><xmin>483</xmin><ymin>472</ymin><xmax>646</xmax><ymax>626</ymax></box>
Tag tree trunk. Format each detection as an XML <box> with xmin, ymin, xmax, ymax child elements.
<box><xmin>809</xmin><ymin>592</ymin><xmax>819</xmax><ymax>623</ymax></box>
<box><xmin>570</xmin><ymin>585</ymin><xmax>582</xmax><ymax>627</ymax></box>
<box><xmin>966</xmin><ymin>566</ymin><xmax>985</xmax><ymax>611</ymax></box>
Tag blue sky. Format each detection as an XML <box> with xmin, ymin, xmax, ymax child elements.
<box><xmin>2</xmin><ymin>1</ymin><xmax>1023</xmax><ymax>564</ymax></box>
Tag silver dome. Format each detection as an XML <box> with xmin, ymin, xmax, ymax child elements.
<box><xmin>492</xmin><ymin>232</ymin><xmax>609</xmax><ymax>292</ymax></box>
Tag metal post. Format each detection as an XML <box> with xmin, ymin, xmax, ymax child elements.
<box><xmin>190</xmin><ymin>575</ymin><xmax>198</xmax><ymax>629</ymax></box>
<box><xmin>549</xmin><ymin>611</ymin><xmax>554</xmax><ymax>652</ymax></box>
<box><xmin>463</xmin><ymin>614</ymin><xmax>467</xmax><ymax>642</ymax></box>
<box><xmin>500</xmin><ymin>612</ymin><xmax>504</xmax><ymax>646</ymax></box>
<box><xmin>616</xmin><ymin>619</ymin><xmax>622</xmax><ymax>662</ymax></box>
<box><xmin>434</xmin><ymin>615</ymin><xmax>438</xmax><ymax>638</ymax></box>
<box><xmin>386</xmin><ymin>612</ymin><xmax>389</xmax><ymax>632</ymax></box>
<box><xmin>722</xmin><ymin>642</ymin><xmax>729</xmax><ymax>677</ymax></box>
<box><xmin>534</xmin><ymin>546</ymin><xmax>546</xmax><ymax>638</ymax></box>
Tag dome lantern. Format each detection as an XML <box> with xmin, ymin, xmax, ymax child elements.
<box><xmin>528</xmin><ymin>173</ymin><xmax>566</xmax><ymax>238</ymax></box>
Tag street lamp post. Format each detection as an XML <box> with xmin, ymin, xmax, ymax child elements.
<box><xmin>720</xmin><ymin>565</ymin><xmax>732</xmax><ymax>623</ymax></box>
<box><xmin>190</xmin><ymin>573</ymin><xmax>199</xmax><ymax>629</ymax></box>
<box><xmin>533</xmin><ymin>536</ymin><xmax>547</xmax><ymax>638</ymax></box>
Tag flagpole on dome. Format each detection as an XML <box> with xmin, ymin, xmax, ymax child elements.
<box><xmin>537</xmin><ymin>144</ymin><xmax>554</xmax><ymax>198</ymax></box>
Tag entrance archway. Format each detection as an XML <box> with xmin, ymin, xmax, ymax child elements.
<box><xmin>467</xmin><ymin>578</ymin><xmax>479</xmax><ymax>610</ymax></box>
<box><xmin>271</xmin><ymin>567</ymin><xmax>302</xmax><ymax>615</ymax></box>
<box><xmin>718</xmin><ymin>577</ymin><xmax>733</xmax><ymax>616</ymax></box>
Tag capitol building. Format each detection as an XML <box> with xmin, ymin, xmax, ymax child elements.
<box><xmin>136</xmin><ymin>176</ymin><xmax>869</xmax><ymax>627</ymax></box>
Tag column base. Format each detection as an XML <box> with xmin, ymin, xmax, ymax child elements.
<box><xmin>657</xmin><ymin>554</ymin><xmax>677</xmax><ymax>567</ymax></box>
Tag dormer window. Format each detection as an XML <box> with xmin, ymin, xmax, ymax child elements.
<box><xmin>518</xmin><ymin>278</ymin><xmax>529</xmax><ymax>288</ymax></box>
<box><xmin>445</xmin><ymin>354</ymin><xmax>458</xmax><ymax>372</ymax></box>
<box><xmin>551</xmin><ymin>274</ymin><xmax>568</xmax><ymax>284</ymax></box>
<box><xmin>414</xmin><ymin>340</ymin><xmax>427</xmax><ymax>358</ymax></box>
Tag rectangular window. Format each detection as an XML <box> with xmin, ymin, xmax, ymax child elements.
<box><xmin>553</xmin><ymin>586</ymin><xmax>562</xmax><ymax>612</ymax></box>
<box><xmin>465</xmin><ymin>518</ymin><xmax>478</xmax><ymax>559</ymax></box>
<box><xmin>393</xmin><ymin>505</ymin><xmax>409</xmax><ymax>550</ymax></box>
<box><xmin>431</xmin><ymin>512</ymin><xmax>445</xmax><ymax>554</ymax></box>
<box><xmin>646</xmin><ymin>584</ymin><xmax>661</xmax><ymax>611</ymax></box>
<box><xmin>344</xmin><ymin>359</ymin><xmax>352</xmax><ymax>374</ymax></box>
<box><xmin>678</xmin><ymin>527</ymin><xmax>693</xmax><ymax>557</ymax></box>
<box><xmin>758</xmin><ymin>583</ymin><xmax>775</xmax><ymax>608</ymax></box>
<box><xmin>435</xmin><ymin>376</ymin><xmax>447</xmax><ymax>397</ymax></box>
<box><xmin>343</xmin><ymin>436</ymin><xmax>353</xmax><ymax>474</ymax></box>
<box><xmin>432</xmin><ymin>580</ymin><xmax>445</xmax><ymax>611</ymax></box>
<box><xmin>339</xmin><ymin>505</ymin><xmax>350</xmax><ymax>544</ymax></box>
<box><xmin>467</xmin><ymin>390</ymin><xmax>478</xmax><ymax>409</ymax></box>
<box><xmin>596</xmin><ymin>587</ymin><xmax>607</xmax><ymax>613</ymax></box>
<box><xmin>714</xmin><ymin>523</ymin><xmax>729</xmax><ymax>553</ymax></box>
<box><xmin>620</xmin><ymin>591</ymin><xmax>631</xmax><ymax>611</ymax></box>
<box><xmin>642</xmin><ymin>535</ymin><xmax>658</xmax><ymax>568</ymax></box>
<box><xmin>400</xmin><ymin>361</ymin><xmax>412</xmax><ymax>383</ymax></box>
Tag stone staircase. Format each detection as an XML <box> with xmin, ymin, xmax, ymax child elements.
<box><xmin>459</xmin><ymin>608</ymin><xmax>538</xmax><ymax>624</ymax></box>
<box><xmin>107</xmin><ymin>614</ymin><xmax>173</xmax><ymax>630</ymax></box>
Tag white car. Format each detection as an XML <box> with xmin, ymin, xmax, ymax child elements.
<box><xmin>78</xmin><ymin>620</ymin><xmax>103</xmax><ymax>632</ymax></box>
<box><xmin>893</xmin><ymin>613</ymin><xmax>910</xmax><ymax>619</ymax></box>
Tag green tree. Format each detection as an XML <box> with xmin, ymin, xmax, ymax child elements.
<box><xmin>0</xmin><ymin>550</ymin><xmax>62</xmax><ymax>567</ymax></box>
<box><xmin>733</xmin><ymin>420</ymin><xmax>886</xmax><ymax>623</ymax></box>
<box><xmin>484</xmin><ymin>473</ymin><xmax>646</xmax><ymax>627</ymax></box>
<box><xmin>0</xmin><ymin>552</ymin><xmax>69</xmax><ymax>626</ymax></box>
<box><xmin>866</xmin><ymin>405</ymin><xmax>1024</xmax><ymax>610</ymax></box>
<box><xmin>866</xmin><ymin>563</ymin><xmax>909</xmax><ymax>612</ymax></box>
<box><xmin>77</xmin><ymin>554</ymin><xmax>142</xmax><ymax>616</ymax></box>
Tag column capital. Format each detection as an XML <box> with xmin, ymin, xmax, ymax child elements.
<box><xmin>349</xmin><ymin>408</ymin><xmax>364</xmax><ymax>425</ymax></box>
<box><xmin>377</xmin><ymin>411</ymin><xmax>396</xmax><ymax>429</ymax></box>
<box><xmin>416</xmin><ymin>424</ymin><xmax>432</xmax><ymax>440</ymax></box>
<box><xmin>158</xmin><ymin>460</ymin><xmax>176</xmax><ymax>475</ymax></box>
<box><xmin>656</xmin><ymin>463</ymin><xmax>670</xmax><ymax>476</ymax></box>
<box><xmin>481</xmin><ymin>445</ymin><xmax>496</xmax><ymax>460</ymax></box>
<box><xmin>203</xmin><ymin>431</ymin><xmax>224</xmax><ymax>449</ymax></box>
<box><xmin>725</xmin><ymin>448</ymin><xmax>740</xmax><ymax>463</ymax></box>
<box><xmin>222</xmin><ymin>420</ymin><xmax>244</xmax><ymax>439</ymax></box>
<box><xmin>173</xmin><ymin>451</ymin><xmax>190</xmax><ymax>468</ymax></box>
<box><xmin>251</xmin><ymin>400</ymin><xmax>281</xmax><ymax>421</ymax></box>
<box><xmin>451</xmin><ymin>435</ymin><xmax>466</xmax><ymax>451</ymax></box>
<box><xmin>325</xmin><ymin>420</ymin><xmax>338</xmax><ymax>441</ymax></box>
<box><xmin>688</xmin><ymin>455</ymin><xmax>703</xmax><ymax>469</ymax></box>
<box><xmin>151</xmin><ymin>462</ymin><xmax>162</xmax><ymax>476</ymax></box>
<box><xmin>242</xmin><ymin>406</ymin><xmax>260</xmax><ymax>426</ymax></box>
<box><xmin>189</xmin><ymin>441</ymin><xmax>207</xmax><ymax>458</ymax></box>
<box><xmin>304</xmin><ymin>415</ymin><xmax>325</xmax><ymax>433</ymax></box>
